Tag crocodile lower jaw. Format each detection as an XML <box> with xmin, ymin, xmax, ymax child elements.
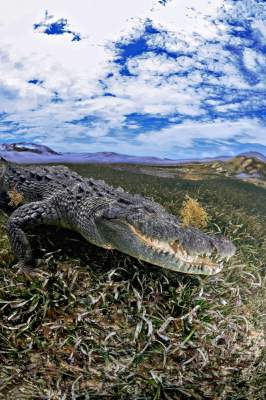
<box><xmin>128</xmin><ymin>224</ymin><xmax>222</xmax><ymax>271</ymax></box>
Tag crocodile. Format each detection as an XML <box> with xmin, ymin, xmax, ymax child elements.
<box><xmin>0</xmin><ymin>158</ymin><xmax>236</xmax><ymax>275</ymax></box>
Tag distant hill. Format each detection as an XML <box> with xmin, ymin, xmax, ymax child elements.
<box><xmin>0</xmin><ymin>142</ymin><xmax>179</xmax><ymax>165</ymax></box>
<box><xmin>0</xmin><ymin>143</ymin><xmax>59</xmax><ymax>156</ymax></box>
<box><xmin>210</xmin><ymin>155</ymin><xmax>266</xmax><ymax>179</ymax></box>
<box><xmin>237</xmin><ymin>152</ymin><xmax>266</xmax><ymax>163</ymax></box>
<box><xmin>0</xmin><ymin>142</ymin><xmax>265</xmax><ymax>166</ymax></box>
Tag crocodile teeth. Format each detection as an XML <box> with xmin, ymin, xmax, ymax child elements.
<box><xmin>127</xmin><ymin>223</ymin><xmax>222</xmax><ymax>268</ymax></box>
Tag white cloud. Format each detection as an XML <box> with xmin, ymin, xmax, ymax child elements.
<box><xmin>243</xmin><ymin>48</ymin><xmax>266</xmax><ymax>83</ymax></box>
<box><xmin>136</xmin><ymin>119</ymin><xmax>266</xmax><ymax>149</ymax></box>
<box><xmin>150</xmin><ymin>0</ymin><xmax>223</xmax><ymax>39</ymax></box>
<box><xmin>253</xmin><ymin>20</ymin><xmax>266</xmax><ymax>43</ymax></box>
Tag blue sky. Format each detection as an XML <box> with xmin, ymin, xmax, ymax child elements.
<box><xmin>0</xmin><ymin>0</ymin><xmax>265</xmax><ymax>158</ymax></box>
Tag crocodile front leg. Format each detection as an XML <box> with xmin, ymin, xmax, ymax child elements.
<box><xmin>6</xmin><ymin>200</ymin><xmax>60</xmax><ymax>272</ymax></box>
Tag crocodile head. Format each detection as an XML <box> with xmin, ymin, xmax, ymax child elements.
<box><xmin>95</xmin><ymin>194</ymin><xmax>236</xmax><ymax>275</ymax></box>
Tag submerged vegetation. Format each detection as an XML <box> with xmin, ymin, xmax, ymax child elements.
<box><xmin>179</xmin><ymin>196</ymin><xmax>208</xmax><ymax>229</ymax></box>
<box><xmin>0</xmin><ymin>163</ymin><xmax>265</xmax><ymax>399</ymax></box>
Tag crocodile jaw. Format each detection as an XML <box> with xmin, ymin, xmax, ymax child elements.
<box><xmin>127</xmin><ymin>224</ymin><xmax>224</xmax><ymax>275</ymax></box>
